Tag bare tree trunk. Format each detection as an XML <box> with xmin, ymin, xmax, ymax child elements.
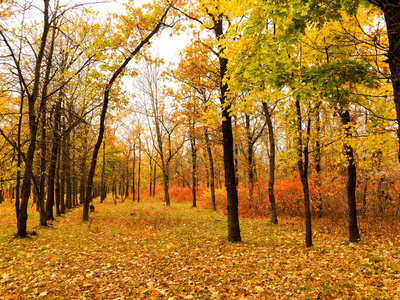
<box><xmin>60</xmin><ymin>127</ymin><xmax>66</xmax><ymax>214</ymax></box>
<box><xmin>205</xmin><ymin>129</ymin><xmax>216</xmax><ymax>211</ymax></box>
<box><xmin>46</xmin><ymin>98</ymin><xmax>61</xmax><ymax>220</ymax></box>
<box><xmin>55</xmin><ymin>146</ymin><xmax>61</xmax><ymax>216</ymax></box>
<box><xmin>262</xmin><ymin>102</ymin><xmax>278</xmax><ymax>224</ymax></box>
<box><xmin>191</xmin><ymin>126</ymin><xmax>197</xmax><ymax>208</ymax></box>
<box><xmin>133</xmin><ymin>144</ymin><xmax>136</xmax><ymax>201</ymax></box>
<box><xmin>296</xmin><ymin>100</ymin><xmax>312</xmax><ymax>247</ymax></box>
<box><xmin>138</xmin><ymin>139</ymin><xmax>141</xmax><ymax>203</ymax></box>
<box><xmin>315</xmin><ymin>102</ymin><xmax>323</xmax><ymax>217</ymax></box>
<box><xmin>125</xmin><ymin>158</ymin><xmax>129</xmax><ymax>199</ymax></box>
<box><xmin>339</xmin><ymin>107</ymin><xmax>360</xmax><ymax>243</ymax></box>
<box><xmin>245</xmin><ymin>114</ymin><xmax>255</xmax><ymax>203</ymax></box>
<box><xmin>152</xmin><ymin>161</ymin><xmax>157</xmax><ymax>197</ymax></box>
<box><xmin>100</xmin><ymin>138</ymin><xmax>106</xmax><ymax>203</ymax></box>
<box><xmin>370</xmin><ymin>1</ymin><xmax>400</xmax><ymax>162</ymax></box>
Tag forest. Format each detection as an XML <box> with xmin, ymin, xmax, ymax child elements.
<box><xmin>1</xmin><ymin>0</ymin><xmax>400</xmax><ymax>242</ymax></box>
<box><xmin>1</xmin><ymin>0</ymin><xmax>400</xmax><ymax>298</ymax></box>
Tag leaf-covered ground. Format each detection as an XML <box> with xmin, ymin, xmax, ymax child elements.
<box><xmin>0</xmin><ymin>198</ymin><xmax>399</xmax><ymax>299</ymax></box>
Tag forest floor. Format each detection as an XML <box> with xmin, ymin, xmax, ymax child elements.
<box><xmin>0</xmin><ymin>197</ymin><xmax>400</xmax><ymax>299</ymax></box>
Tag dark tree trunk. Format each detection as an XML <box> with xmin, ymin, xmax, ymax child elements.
<box><xmin>80</xmin><ymin>156</ymin><xmax>86</xmax><ymax>205</ymax></box>
<box><xmin>15</xmin><ymin>90</ymin><xmax>24</xmax><ymax>229</ymax></box>
<box><xmin>245</xmin><ymin>114</ymin><xmax>255</xmax><ymax>203</ymax></box>
<box><xmin>214</xmin><ymin>16</ymin><xmax>241</xmax><ymax>242</ymax></box>
<box><xmin>125</xmin><ymin>158</ymin><xmax>129</xmax><ymax>199</ymax></box>
<box><xmin>55</xmin><ymin>146</ymin><xmax>61</xmax><ymax>216</ymax></box>
<box><xmin>373</xmin><ymin>1</ymin><xmax>400</xmax><ymax>163</ymax></box>
<box><xmin>138</xmin><ymin>139</ymin><xmax>141</xmax><ymax>203</ymax></box>
<box><xmin>47</xmin><ymin>83</ymin><xmax>62</xmax><ymax>220</ymax></box>
<box><xmin>205</xmin><ymin>129</ymin><xmax>216</xmax><ymax>211</ymax></box>
<box><xmin>296</xmin><ymin>100</ymin><xmax>312</xmax><ymax>247</ymax></box>
<box><xmin>39</xmin><ymin>18</ymin><xmax>57</xmax><ymax>225</ymax></box>
<box><xmin>339</xmin><ymin>107</ymin><xmax>361</xmax><ymax>243</ymax></box>
<box><xmin>46</xmin><ymin>124</ymin><xmax>58</xmax><ymax>221</ymax></box>
<box><xmin>152</xmin><ymin>161</ymin><xmax>157</xmax><ymax>197</ymax></box>
<box><xmin>65</xmin><ymin>130</ymin><xmax>72</xmax><ymax>209</ymax></box>
<box><xmin>60</xmin><ymin>129</ymin><xmax>66</xmax><ymax>214</ymax></box>
<box><xmin>315</xmin><ymin>102</ymin><xmax>323</xmax><ymax>217</ymax></box>
<box><xmin>133</xmin><ymin>144</ymin><xmax>136</xmax><ymax>201</ymax></box>
<box><xmin>100</xmin><ymin>138</ymin><xmax>106</xmax><ymax>203</ymax></box>
<box><xmin>262</xmin><ymin>102</ymin><xmax>278</xmax><ymax>224</ymax></box>
<box><xmin>234</xmin><ymin>116</ymin><xmax>239</xmax><ymax>186</ymax></box>
<box><xmin>38</xmin><ymin>79</ymin><xmax>48</xmax><ymax>226</ymax></box>
<box><xmin>191</xmin><ymin>124</ymin><xmax>197</xmax><ymax>208</ymax></box>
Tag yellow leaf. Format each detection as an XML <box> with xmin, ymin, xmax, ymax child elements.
<box><xmin>255</xmin><ymin>286</ymin><xmax>264</xmax><ymax>292</ymax></box>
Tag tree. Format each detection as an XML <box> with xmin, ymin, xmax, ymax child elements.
<box><xmin>1</xmin><ymin>0</ymin><xmax>52</xmax><ymax>237</ymax></box>
<box><xmin>83</xmin><ymin>2</ymin><xmax>173</xmax><ymax>221</ymax></box>
<box><xmin>171</xmin><ymin>40</ymin><xmax>220</xmax><ymax>211</ymax></box>
<box><xmin>367</xmin><ymin>0</ymin><xmax>400</xmax><ymax>163</ymax></box>
<box><xmin>173</xmin><ymin>0</ymin><xmax>242</xmax><ymax>242</ymax></box>
<box><xmin>138</xmin><ymin>60</ymin><xmax>185</xmax><ymax>206</ymax></box>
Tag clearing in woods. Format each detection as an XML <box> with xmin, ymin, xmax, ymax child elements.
<box><xmin>0</xmin><ymin>198</ymin><xmax>399</xmax><ymax>299</ymax></box>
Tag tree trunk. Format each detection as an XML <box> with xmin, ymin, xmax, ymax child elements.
<box><xmin>315</xmin><ymin>102</ymin><xmax>323</xmax><ymax>217</ymax></box>
<box><xmin>339</xmin><ymin>107</ymin><xmax>361</xmax><ymax>243</ymax></box>
<box><xmin>125</xmin><ymin>158</ymin><xmax>129</xmax><ymax>199</ymax></box>
<box><xmin>100</xmin><ymin>138</ymin><xmax>106</xmax><ymax>203</ymax></box>
<box><xmin>205</xmin><ymin>129</ymin><xmax>216</xmax><ymax>211</ymax></box>
<box><xmin>245</xmin><ymin>114</ymin><xmax>255</xmax><ymax>203</ymax></box>
<box><xmin>296</xmin><ymin>100</ymin><xmax>312</xmax><ymax>247</ymax></box>
<box><xmin>55</xmin><ymin>146</ymin><xmax>61</xmax><ymax>216</ymax></box>
<box><xmin>152</xmin><ymin>161</ymin><xmax>157</xmax><ymax>197</ymax></box>
<box><xmin>138</xmin><ymin>139</ymin><xmax>141</xmax><ymax>203</ymax></box>
<box><xmin>60</xmin><ymin>130</ymin><xmax>66</xmax><ymax>215</ymax></box>
<box><xmin>133</xmin><ymin>144</ymin><xmax>136</xmax><ymax>201</ymax></box>
<box><xmin>214</xmin><ymin>16</ymin><xmax>241</xmax><ymax>242</ymax></box>
<box><xmin>191</xmin><ymin>124</ymin><xmax>197</xmax><ymax>208</ymax></box>
<box><xmin>15</xmin><ymin>89</ymin><xmax>24</xmax><ymax>229</ymax></box>
<box><xmin>262</xmin><ymin>102</ymin><xmax>278</xmax><ymax>224</ymax></box>
<box><xmin>46</xmin><ymin>120</ymin><xmax>59</xmax><ymax>221</ymax></box>
<box><xmin>375</xmin><ymin>1</ymin><xmax>400</xmax><ymax>163</ymax></box>
<box><xmin>65</xmin><ymin>130</ymin><xmax>72</xmax><ymax>209</ymax></box>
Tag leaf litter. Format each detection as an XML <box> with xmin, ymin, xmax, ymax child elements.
<box><xmin>0</xmin><ymin>199</ymin><xmax>399</xmax><ymax>299</ymax></box>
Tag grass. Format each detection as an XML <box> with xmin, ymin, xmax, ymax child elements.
<box><xmin>0</xmin><ymin>196</ymin><xmax>400</xmax><ymax>299</ymax></box>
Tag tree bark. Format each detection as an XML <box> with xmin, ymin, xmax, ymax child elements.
<box><xmin>46</xmin><ymin>96</ymin><xmax>61</xmax><ymax>220</ymax></box>
<box><xmin>315</xmin><ymin>102</ymin><xmax>323</xmax><ymax>217</ymax></box>
<box><xmin>65</xmin><ymin>129</ymin><xmax>72</xmax><ymax>209</ymax></box>
<box><xmin>191</xmin><ymin>121</ymin><xmax>197</xmax><ymax>208</ymax></box>
<box><xmin>152</xmin><ymin>160</ymin><xmax>157</xmax><ymax>197</ymax></box>
<box><xmin>245</xmin><ymin>114</ymin><xmax>255</xmax><ymax>203</ymax></box>
<box><xmin>371</xmin><ymin>1</ymin><xmax>400</xmax><ymax>162</ymax></box>
<box><xmin>205</xmin><ymin>129</ymin><xmax>216</xmax><ymax>211</ymax></box>
<box><xmin>296</xmin><ymin>100</ymin><xmax>312</xmax><ymax>247</ymax></box>
<box><xmin>262</xmin><ymin>102</ymin><xmax>278</xmax><ymax>224</ymax></box>
<box><xmin>138</xmin><ymin>138</ymin><xmax>141</xmax><ymax>203</ymax></box>
<box><xmin>100</xmin><ymin>138</ymin><xmax>106</xmax><ymax>203</ymax></box>
<box><xmin>214</xmin><ymin>15</ymin><xmax>241</xmax><ymax>242</ymax></box>
<box><xmin>339</xmin><ymin>107</ymin><xmax>361</xmax><ymax>243</ymax></box>
<box><xmin>60</xmin><ymin>129</ymin><xmax>66</xmax><ymax>214</ymax></box>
